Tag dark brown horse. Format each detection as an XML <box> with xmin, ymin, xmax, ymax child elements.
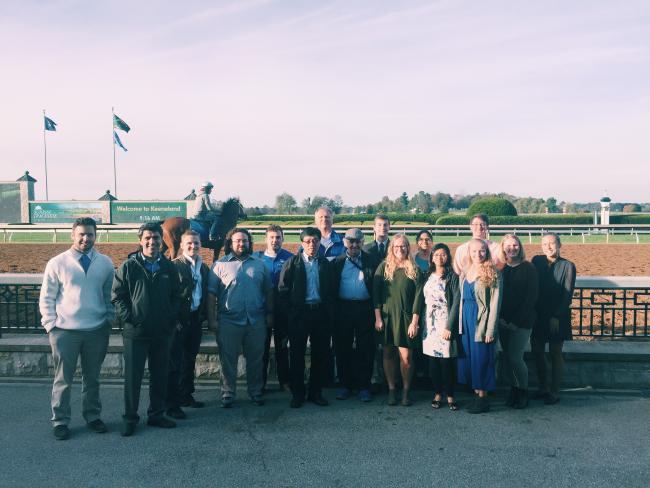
<box><xmin>160</xmin><ymin>197</ymin><xmax>246</xmax><ymax>261</ymax></box>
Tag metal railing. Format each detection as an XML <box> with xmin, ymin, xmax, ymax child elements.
<box><xmin>1</xmin><ymin>274</ymin><xmax>649</xmax><ymax>338</ymax></box>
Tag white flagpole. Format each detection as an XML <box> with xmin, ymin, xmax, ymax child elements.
<box><xmin>43</xmin><ymin>109</ymin><xmax>49</xmax><ymax>200</ymax></box>
<box><xmin>112</xmin><ymin>107</ymin><xmax>117</xmax><ymax>198</ymax></box>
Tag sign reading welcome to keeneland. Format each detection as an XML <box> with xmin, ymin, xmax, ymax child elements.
<box><xmin>111</xmin><ymin>201</ymin><xmax>187</xmax><ymax>223</ymax></box>
<box><xmin>0</xmin><ymin>183</ymin><xmax>22</xmax><ymax>223</ymax></box>
<box><xmin>30</xmin><ymin>202</ymin><xmax>104</xmax><ymax>223</ymax></box>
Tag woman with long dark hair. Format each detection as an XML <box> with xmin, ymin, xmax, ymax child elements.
<box><xmin>422</xmin><ymin>243</ymin><xmax>460</xmax><ymax>410</ymax></box>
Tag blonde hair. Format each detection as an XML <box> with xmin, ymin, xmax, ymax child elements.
<box><xmin>468</xmin><ymin>238</ymin><xmax>498</xmax><ymax>288</ymax></box>
<box><xmin>499</xmin><ymin>233</ymin><xmax>526</xmax><ymax>263</ymax></box>
<box><xmin>383</xmin><ymin>234</ymin><xmax>418</xmax><ymax>281</ymax></box>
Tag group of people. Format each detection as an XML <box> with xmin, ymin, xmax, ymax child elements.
<box><xmin>38</xmin><ymin>207</ymin><xmax>575</xmax><ymax>440</ymax></box>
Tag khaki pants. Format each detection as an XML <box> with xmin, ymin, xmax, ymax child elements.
<box><xmin>49</xmin><ymin>324</ymin><xmax>110</xmax><ymax>426</ymax></box>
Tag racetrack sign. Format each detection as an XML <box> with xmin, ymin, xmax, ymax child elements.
<box><xmin>111</xmin><ymin>201</ymin><xmax>187</xmax><ymax>223</ymax></box>
<box><xmin>30</xmin><ymin>202</ymin><xmax>104</xmax><ymax>224</ymax></box>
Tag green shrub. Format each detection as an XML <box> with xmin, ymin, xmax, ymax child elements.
<box><xmin>436</xmin><ymin>214</ymin><xmax>596</xmax><ymax>225</ymax></box>
<box><xmin>241</xmin><ymin>213</ymin><xmax>448</xmax><ymax>226</ymax></box>
<box><xmin>466</xmin><ymin>197</ymin><xmax>517</xmax><ymax>217</ymax></box>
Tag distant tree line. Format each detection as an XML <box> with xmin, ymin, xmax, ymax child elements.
<box><xmin>242</xmin><ymin>191</ymin><xmax>650</xmax><ymax>216</ymax></box>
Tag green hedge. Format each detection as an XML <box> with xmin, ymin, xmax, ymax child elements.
<box><xmin>436</xmin><ymin>214</ymin><xmax>596</xmax><ymax>225</ymax></box>
<box><xmin>241</xmin><ymin>213</ymin><xmax>448</xmax><ymax>226</ymax></box>
<box><xmin>466</xmin><ymin>197</ymin><xmax>517</xmax><ymax>217</ymax></box>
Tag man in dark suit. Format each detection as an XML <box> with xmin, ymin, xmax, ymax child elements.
<box><xmin>166</xmin><ymin>230</ymin><xmax>210</xmax><ymax>419</ymax></box>
<box><xmin>278</xmin><ymin>227</ymin><xmax>333</xmax><ymax>408</ymax></box>
<box><xmin>363</xmin><ymin>213</ymin><xmax>391</xmax><ymax>262</ymax></box>
<box><xmin>363</xmin><ymin>214</ymin><xmax>391</xmax><ymax>390</ymax></box>
<box><xmin>331</xmin><ymin>228</ymin><xmax>379</xmax><ymax>402</ymax></box>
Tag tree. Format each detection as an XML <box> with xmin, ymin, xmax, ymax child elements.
<box><xmin>275</xmin><ymin>192</ymin><xmax>297</xmax><ymax>214</ymax></box>
<box><xmin>410</xmin><ymin>191</ymin><xmax>432</xmax><ymax>214</ymax></box>
<box><xmin>431</xmin><ymin>192</ymin><xmax>452</xmax><ymax>212</ymax></box>
<box><xmin>467</xmin><ymin>197</ymin><xmax>518</xmax><ymax>217</ymax></box>
<box><xmin>546</xmin><ymin>197</ymin><xmax>559</xmax><ymax>213</ymax></box>
<box><xmin>623</xmin><ymin>203</ymin><xmax>641</xmax><ymax>213</ymax></box>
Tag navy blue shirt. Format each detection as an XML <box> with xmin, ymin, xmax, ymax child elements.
<box><xmin>254</xmin><ymin>249</ymin><xmax>294</xmax><ymax>287</ymax></box>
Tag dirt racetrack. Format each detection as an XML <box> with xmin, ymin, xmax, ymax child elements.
<box><xmin>1</xmin><ymin>243</ymin><xmax>649</xmax><ymax>276</ymax></box>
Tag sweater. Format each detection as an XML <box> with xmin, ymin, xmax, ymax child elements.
<box><xmin>39</xmin><ymin>248</ymin><xmax>115</xmax><ymax>333</ymax></box>
<box><xmin>500</xmin><ymin>261</ymin><xmax>539</xmax><ymax>329</ymax></box>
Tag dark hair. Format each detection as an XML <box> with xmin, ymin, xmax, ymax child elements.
<box><xmin>428</xmin><ymin>243</ymin><xmax>454</xmax><ymax>279</ymax></box>
<box><xmin>181</xmin><ymin>230</ymin><xmax>201</xmax><ymax>242</ymax></box>
<box><xmin>543</xmin><ymin>232</ymin><xmax>561</xmax><ymax>246</ymax></box>
<box><xmin>300</xmin><ymin>226</ymin><xmax>321</xmax><ymax>242</ymax></box>
<box><xmin>374</xmin><ymin>213</ymin><xmax>390</xmax><ymax>224</ymax></box>
<box><xmin>266</xmin><ymin>224</ymin><xmax>284</xmax><ymax>236</ymax></box>
<box><xmin>224</xmin><ymin>227</ymin><xmax>253</xmax><ymax>255</ymax></box>
<box><xmin>416</xmin><ymin>229</ymin><xmax>433</xmax><ymax>241</ymax></box>
<box><xmin>72</xmin><ymin>217</ymin><xmax>97</xmax><ymax>232</ymax></box>
<box><xmin>138</xmin><ymin>222</ymin><xmax>163</xmax><ymax>239</ymax></box>
<box><xmin>470</xmin><ymin>213</ymin><xmax>489</xmax><ymax>226</ymax></box>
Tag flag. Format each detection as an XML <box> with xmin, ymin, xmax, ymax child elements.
<box><xmin>114</xmin><ymin>131</ymin><xmax>128</xmax><ymax>152</ymax></box>
<box><xmin>44</xmin><ymin>116</ymin><xmax>57</xmax><ymax>131</ymax></box>
<box><xmin>113</xmin><ymin>114</ymin><xmax>131</xmax><ymax>133</ymax></box>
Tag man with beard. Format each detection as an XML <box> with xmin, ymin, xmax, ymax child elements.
<box><xmin>207</xmin><ymin>228</ymin><xmax>273</xmax><ymax>407</ymax></box>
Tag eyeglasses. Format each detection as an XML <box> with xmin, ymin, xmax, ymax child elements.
<box><xmin>393</xmin><ymin>245</ymin><xmax>408</xmax><ymax>250</ymax></box>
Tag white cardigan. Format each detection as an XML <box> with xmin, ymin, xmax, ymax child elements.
<box><xmin>39</xmin><ymin>248</ymin><xmax>115</xmax><ymax>332</ymax></box>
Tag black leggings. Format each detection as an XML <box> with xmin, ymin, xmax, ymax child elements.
<box><xmin>429</xmin><ymin>357</ymin><xmax>456</xmax><ymax>397</ymax></box>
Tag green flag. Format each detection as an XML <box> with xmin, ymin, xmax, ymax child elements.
<box><xmin>113</xmin><ymin>114</ymin><xmax>131</xmax><ymax>133</ymax></box>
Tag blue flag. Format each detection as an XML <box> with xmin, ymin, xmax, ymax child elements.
<box><xmin>113</xmin><ymin>114</ymin><xmax>131</xmax><ymax>133</ymax></box>
<box><xmin>114</xmin><ymin>131</ymin><xmax>128</xmax><ymax>152</ymax></box>
<box><xmin>44</xmin><ymin>116</ymin><xmax>57</xmax><ymax>131</ymax></box>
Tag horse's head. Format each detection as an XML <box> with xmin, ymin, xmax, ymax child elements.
<box><xmin>223</xmin><ymin>197</ymin><xmax>247</xmax><ymax>221</ymax></box>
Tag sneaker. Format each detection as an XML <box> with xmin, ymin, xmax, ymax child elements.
<box><xmin>87</xmin><ymin>419</ymin><xmax>108</xmax><ymax>433</ymax></box>
<box><xmin>53</xmin><ymin>425</ymin><xmax>70</xmax><ymax>441</ymax></box>
<box><xmin>146</xmin><ymin>417</ymin><xmax>176</xmax><ymax>429</ymax></box>
<box><xmin>166</xmin><ymin>407</ymin><xmax>187</xmax><ymax>419</ymax></box>
<box><xmin>221</xmin><ymin>397</ymin><xmax>234</xmax><ymax>408</ymax></box>
<box><xmin>120</xmin><ymin>422</ymin><xmax>136</xmax><ymax>437</ymax></box>
<box><xmin>358</xmin><ymin>389</ymin><xmax>372</xmax><ymax>402</ymax></box>
<box><xmin>336</xmin><ymin>388</ymin><xmax>351</xmax><ymax>400</ymax></box>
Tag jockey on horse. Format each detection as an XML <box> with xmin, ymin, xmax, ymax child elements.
<box><xmin>190</xmin><ymin>181</ymin><xmax>221</xmax><ymax>243</ymax></box>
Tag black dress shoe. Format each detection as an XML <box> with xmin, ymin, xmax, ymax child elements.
<box><xmin>53</xmin><ymin>425</ymin><xmax>70</xmax><ymax>440</ymax></box>
<box><xmin>180</xmin><ymin>396</ymin><xmax>205</xmax><ymax>408</ymax></box>
<box><xmin>251</xmin><ymin>396</ymin><xmax>265</xmax><ymax>406</ymax></box>
<box><xmin>87</xmin><ymin>419</ymin><xmax>108</xmax><ymax>433</ymax></box>
<box><xmin>290</xmin><ymin>396</ymin><xmax>304</xmax><ymax>408</ymax></box>
<box><xmin>166</xmin><ymin>407</ymin><xmax>187</xmax><ymax>419</ymax></box>
<box><xmin>121</xmin><ymin>422</ymin><xmax>136</xmax><ymax>437</ymax></box>
<box><xmin>307</xmin><ymin>394</ymin><xmax>329</xmax><ymax>406</ymax></box>
<box><xmin>146</xmin><ymin>417</ymin><xmax>177</xmax><ymax>429</ymax></box>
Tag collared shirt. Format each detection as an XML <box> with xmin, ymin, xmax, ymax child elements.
<box><xmin>208</xmin><ymin>253</ymin><xmax>272</xmax><ymax>327</ymax></box>
<box><xmin>140</xmin><ymin>253</ymin><xmax>161</xmax><ymax>274</ymax></box>
<box><xmin>183</xmin><ymin>253</ymin><xmax>203</xmax><ymax>311</ymax></box>
<box><xmin>301</xmin><ymin>252</ymin><xmax>321</xmax><ymax>303</ymax></box>
<box><xmin>254</xmin><ymin>248</ymin><xmax>294</xmax><ymax>287</ymax></box>
<box><xmin>339</xmin><ymin>253</ymin><xmax>370</xmax><ymax>301</ymax></box>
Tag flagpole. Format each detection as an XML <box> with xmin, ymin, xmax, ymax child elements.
<box><xmin>43</xmin><ymin>109</ymin><xmax>49</xmax><ymax>201</ymax></box>
<box><xmin>112</xmin><ymin>106</ymin><xmax>117</xmax><ymax>198</ymax></box>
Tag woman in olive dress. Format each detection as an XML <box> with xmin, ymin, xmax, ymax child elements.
<box><xmin>374</xmin><ymin>234</ymin><xmax>424</xmax><ymax>407</ymax></box>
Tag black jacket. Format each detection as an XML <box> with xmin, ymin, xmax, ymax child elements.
<box><xmin>173</xmin><ymin>255</ymin><xmax>210</xmax><ymax>325</ymax></box>
<box><xmin>363</xmin><ymin>239</ymin><xmax>389</xmax><ymax>263</ymax></box>
<box><xmin>330</xmin><ymin>251</ymin><xmax>379</xmax><ymax>305</ymax></box>
<box><xmin>278</xmin><ymin>252</ymin><xmax>333</xmax><ymax>318</ymax></box>
<box><xmin>112</xmin><ymin>252</ymin><xmax>181</xmax><ymax>339</ymax></box>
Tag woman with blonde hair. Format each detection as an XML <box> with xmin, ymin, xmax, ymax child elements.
<box><xmin>498</xmin><ymin>234</ymin><xmax>538</xmax><ymax>409</ymax></box>
<box><xmin>457</xmin><ymin>238</ymin><xmax>502</xmax><ymax>414</ymax></box>
<box><xmin>373</xmin><ymin>234</ymin><xmax>424</xmax><ymax>406</ymax></box>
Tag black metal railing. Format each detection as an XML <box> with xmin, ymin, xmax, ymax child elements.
<box><xmin>2</xmin><ymin>278</ymin><xmax>650</xmax><ymax>338</ymax></box>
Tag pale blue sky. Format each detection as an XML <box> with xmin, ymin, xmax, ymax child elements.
<box><xmin>1</xmin><ymin>0</ymin><xmax>649</xmax><ymax>205</ymax></box>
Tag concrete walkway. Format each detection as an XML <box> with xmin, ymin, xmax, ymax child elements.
<box><xmin>1</xmin><ymin>382</ymin><xmax>649</xmax><ymax>487</ymax></box>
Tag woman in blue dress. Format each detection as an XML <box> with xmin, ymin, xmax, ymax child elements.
<box><xmin>457</xmin><ymin>239</ymin><xmax>502</xmax><ymax>414</ymax></box>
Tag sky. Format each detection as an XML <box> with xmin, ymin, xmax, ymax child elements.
<box><xmin>1</xmin><ymin>0</ymin><xmax>649</xmax><ymax>206</ymax></box>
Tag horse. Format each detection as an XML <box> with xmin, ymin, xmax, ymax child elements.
<box><xmin>160</xmin><ymin>197</ymin><xmax>246</xmax><ymax>262</ymax></box>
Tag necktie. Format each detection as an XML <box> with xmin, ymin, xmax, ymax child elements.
<box><xmin>80</xmin><ymin>254</ymin><xmax>91</xmax><ymax>274</ymax></box>
<box><xmin>379</xmin><ymin>242</ymin><xmax>385</xmax><ymax>256</ymax></box>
